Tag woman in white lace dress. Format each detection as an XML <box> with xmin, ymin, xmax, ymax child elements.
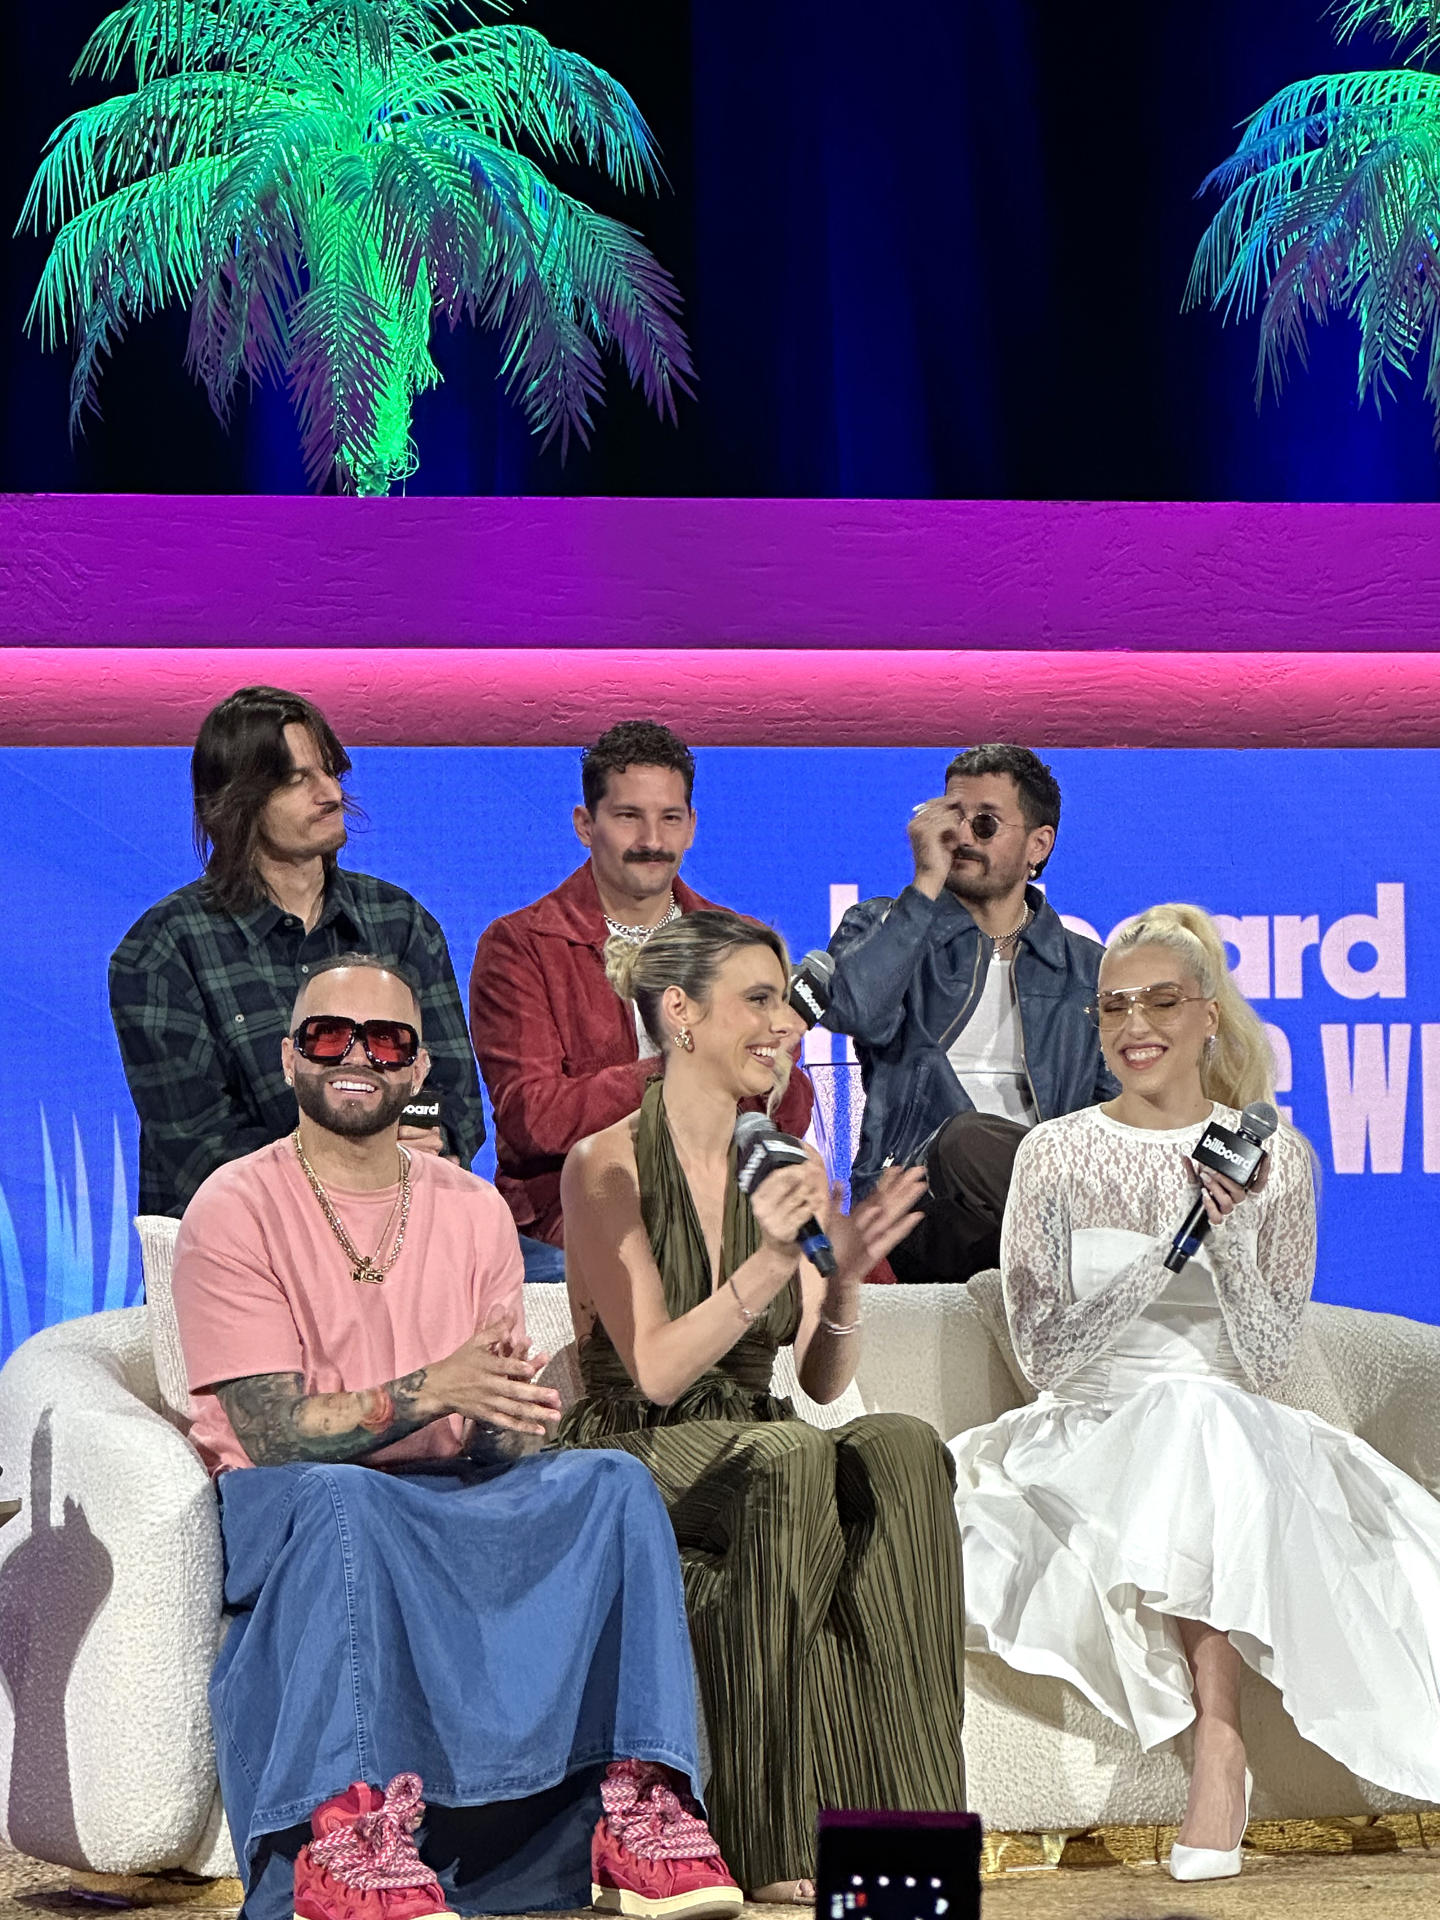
<box><xmin>950</xmin><ymin>903</ymin><xmax>1440</xmax><ymax>1883</ymax></box>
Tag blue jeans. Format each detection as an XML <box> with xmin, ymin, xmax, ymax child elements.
<box><xmin>211</xmin><ymin>1450</ymin><xmax>701</xmax><ymax>1919</ymax></box>
<box><xmin>519</xmin><ymin>1234</ymin><xmax>568</xmax><ymax>1283</ymax></box>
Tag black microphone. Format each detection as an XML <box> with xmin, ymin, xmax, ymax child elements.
<box><xmin>1163</xmin><ymin>1100</ymin><xmax>1280</xmax><ymax>1274</ymax></box>
<box><xmin>733</xmin><ymin>1111</ymin><xmax>838</xmax><ymax>1277</ymax></box>
<box><xmin>400</xmin><ymin>1088</ymin><xmax>444</xmax><ymax>1131</ymax></box>
<box><xmin>788</xmin><ymin>949</ymin><xmax>836</xmax><ymax>1029</ymax></box>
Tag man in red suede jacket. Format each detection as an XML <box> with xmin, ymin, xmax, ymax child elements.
<box><xmin>470</xmin><ymin>721</ymin><xmax>814</xmax><ymax>1266</ymax></box>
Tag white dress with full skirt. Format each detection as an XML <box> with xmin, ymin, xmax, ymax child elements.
<box><xmin>949</xmin><ymin>1103</ymin><xmax>1440</xmax><ymax>1803</ymax></box>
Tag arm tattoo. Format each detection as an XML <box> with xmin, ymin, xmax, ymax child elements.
<box><xmin>214</xmin><ymin>1368</ymin><xmax>433</xmax><ymax>1466</ymax></box>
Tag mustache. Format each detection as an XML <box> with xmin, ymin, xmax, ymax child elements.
<box><xmin>623</xmin><ymin>849</ymin><xmax>676</xmax><ymax>865</ymax></box>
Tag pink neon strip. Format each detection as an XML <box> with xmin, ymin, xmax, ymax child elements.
<box><xmin>3</xmin><ymin>648</ymin><xmax>1438</xmax><ymax>746</ymax></box>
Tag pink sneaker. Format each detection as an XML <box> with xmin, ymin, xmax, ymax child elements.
<box><xmin>294</xmin><ymin>1774</ymin><xmax>454</xmax><ymax>1920</ymax></box>
<box><xmin>591</xmin><ymin>1761</ymin><xmax>743</xmax><ymax>1919</ymax></box>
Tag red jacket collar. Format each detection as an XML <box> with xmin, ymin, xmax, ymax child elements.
<box><xmin>523</xmin><ymin>862</ymin><xmax>717</xmax><ymax>946</ymax></box>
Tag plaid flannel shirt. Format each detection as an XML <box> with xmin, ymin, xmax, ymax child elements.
<box><xmin>109</xmin><ymin>867</ymin><xmax>486</xmax><ymax>1216</ymax></box>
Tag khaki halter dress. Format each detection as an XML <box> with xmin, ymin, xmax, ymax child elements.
<box><xmin>559</xmin><ymin>1082</ymin><xmax>966</xmax><ymax>1889</ymax></box>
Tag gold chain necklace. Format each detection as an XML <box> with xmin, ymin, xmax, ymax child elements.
<box><xmin>293</xmin><ymin>1129</ymin><xmax>413</xmax><ymax>1286</ymax></box>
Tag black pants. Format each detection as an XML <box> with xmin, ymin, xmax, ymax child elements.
<box><xmin>886</xmin><ymin>1110</ymin><xmax>1029</xmax><ymax>1285</ymax></box>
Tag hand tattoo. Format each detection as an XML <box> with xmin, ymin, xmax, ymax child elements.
<box><xmin>214</xmin><ymin>1368</ymin><xmax>432</xmax><ymax>1466</ymax></box>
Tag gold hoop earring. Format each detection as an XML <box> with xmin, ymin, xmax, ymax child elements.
<box><xmin>673</xmin><ymin>1028</ymin><xmax>694</xmax><ymax>1053</ymax></box>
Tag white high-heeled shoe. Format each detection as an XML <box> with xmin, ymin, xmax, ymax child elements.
<box><xmin>1168</xmin><ymin>1768</ymin><xmax>1253</xmax><ymax>1882</ymax></box>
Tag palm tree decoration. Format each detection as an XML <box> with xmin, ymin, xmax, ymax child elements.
<box><xmin>1189</xmin><ymin>0</ymin><xmax>1440</xmax><ymax>438</ymax></box>
<box><xmin>20</xmin><ymin>0</ymin><xmax>693</xmax><ymax>493</ymax></box>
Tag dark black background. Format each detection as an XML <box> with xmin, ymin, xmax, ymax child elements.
<box><xmin>4</xmin><ymin>0</ymin><xmax>1437</xmax><ymax>498</ymax></box>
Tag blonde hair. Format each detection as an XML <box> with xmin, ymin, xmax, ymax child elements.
<box><xmin>1104</xmin><ymin>903</ymin><xmax>1275</xmax><ymax>1111</ymax></box>
<box><xmin>605</xmin><ymin>909</ymin><xmax>790</xmax><ymax>1051</ymax></box>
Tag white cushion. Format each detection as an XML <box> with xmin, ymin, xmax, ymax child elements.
<box><xmin>133</xmin><ymin>1215</ymin><xmax>190</xmax><ymax>1420</ymax></box>
<box><xmin>0</xmin><ymin>1310</ymin><xmax>229</xmax><ymax>1874</ymax></box>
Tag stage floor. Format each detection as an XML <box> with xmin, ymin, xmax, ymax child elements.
<box><xmin>5</xmin><ymin>1825</ymin><xmax>1440</xmax><ymax>1920</ymax></box>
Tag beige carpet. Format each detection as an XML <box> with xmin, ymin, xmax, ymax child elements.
<box><xmin>3</xmin><ymin>1821</ymin><xmax>1439</xmax><ymax>1920</ymax></box>
<box><xmin>979</xmin><ymin>1813</ymin><xmax>1440</xmax><ymax>1916</ymax></box>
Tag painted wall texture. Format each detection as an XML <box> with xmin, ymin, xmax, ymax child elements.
<box><xmin>4</xmin><ymin>646</ymin><xmax>1440</xmax><ymax>747</ymax></box>
<box><xmin>2</xmin><ymin>495</ymin><xmax>1440</xmax><ymax>652</ymax></box>
<box><xmin>3</xmin><ymin>496</ymin><xmax>1440</xmax><ymax>746</ymax></box>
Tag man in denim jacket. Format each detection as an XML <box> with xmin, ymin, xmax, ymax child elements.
<box><xmin>826</xmin><ymin>745</ymin><xmax>1116</xmax><ymax>1283</ymax></box>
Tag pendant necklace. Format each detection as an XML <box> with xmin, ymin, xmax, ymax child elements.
<box><xmin>293</xmin><ymin>1128</ymin><xmax>413</xmax><ymax>1285</ymax></box>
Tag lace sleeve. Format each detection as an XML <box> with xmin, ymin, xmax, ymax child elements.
<box><xmin>1205</xmin><ymin>1126</ymin><xmax>1317</xmax><ymax>1393</ymax></box>
<box><xmin>1002</xmin><ymin>1125</ymin><xmax>1174</xmax><ymax>1389</ymax></box>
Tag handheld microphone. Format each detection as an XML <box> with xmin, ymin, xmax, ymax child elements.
<box><xmin>733</xmin><ymin>1111</ymin><xmax>838</xmax><ymax>1277</ymax></box>
<box><xmin>1163</xmin><ymin>1101</ymin><xmax>1279</xmax><ymax>1274</ymax></box>
<box><xmin>788</xmin><ymin>950</ymin><xmax>836</xmax><ymax>1029</ymax></box>
<box><xmin>400</xmin><ymin>1089</ymin><xmax>443</xmax><ymax>1130</ymax></box>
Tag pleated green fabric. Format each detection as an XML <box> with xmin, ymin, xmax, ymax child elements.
<box><xmin>558</xmin><ymin>1082</ymin><xmax>966</xmax><ymax>1891</ymax></box>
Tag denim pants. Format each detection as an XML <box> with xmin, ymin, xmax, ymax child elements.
<box><xmin>211</xmin><ymin>1449</ymin><xmax>702</xmax><ymax>1919</ymax></box>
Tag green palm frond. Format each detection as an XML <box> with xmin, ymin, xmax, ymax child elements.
<box><xmin>1192</xmin><ymin>45</ymin><xmax>1440</xmax><ymax>443</ymax></box>
<box><xmin>437</xmin><ymin>27</ymin><xmax>661</xmax><ymax>190</ymax></box>
<box><xmin>1336</xmin><ymin>0</ymin><xmax>1440</xmax><ymax>58</ymax></box>
<box><xmin>20</xmin><ymin>0</ymin><xmax>691</xmax><ymax>492</ymax></box>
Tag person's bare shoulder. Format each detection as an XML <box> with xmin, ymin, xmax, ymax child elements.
<box><xmin>566</xmin><ymin>1110</ymin><xmax>642</xmax><ymax>1183</ymax></box>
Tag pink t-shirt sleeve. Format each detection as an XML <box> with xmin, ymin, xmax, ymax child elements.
<box><xmin>173</xmin><ymin>1170</ymin><xmax>306</xmax><ymax>1393</ymax></box>
<box><xmin>474</xmin><ymin>1189</ymin><xmax>526</xmax><ymax>1344</ymax></box>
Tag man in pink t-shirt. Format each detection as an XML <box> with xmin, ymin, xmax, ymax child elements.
<box><xmin>172</xmin><ymin>956</ymin><xmax>740</xmax><ymax>1920</ymax></box>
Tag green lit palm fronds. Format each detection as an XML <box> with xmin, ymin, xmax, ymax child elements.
<box><xmin>1336</xmin><ymin>0</ymin><xmax>1440</xmax><ymax>58</ymax></box>
<box><xmin>1189</xmin><ymin>5</ymin><xmax>1440</xmax><ymax>438</ymax></box>
<box><xmin>19</xmin><ymin>0</ymin><xmax>693</xmax><ymax>494</ymax></box>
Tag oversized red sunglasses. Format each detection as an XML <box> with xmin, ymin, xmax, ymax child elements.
<box><xmin>291</xmin><ymin>1015</ymin><xmax>420</xmax><ymax>1071</ymax></box>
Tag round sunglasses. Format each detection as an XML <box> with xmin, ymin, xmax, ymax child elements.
<box><xmin>290</xmin><ymin>1015</ymin><xmax>421</xmax><ymax>1070</ymax></box>
<box><xmin>916</xmin><ymin>804</ymin><xmax>1020</xmax><ymax>841</ymax></box>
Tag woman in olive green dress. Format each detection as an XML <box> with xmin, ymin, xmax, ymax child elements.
<box><xmin>558</xmin><ymin>910</ymin><xmax>966</xmax><ymax>1902</ymax></box>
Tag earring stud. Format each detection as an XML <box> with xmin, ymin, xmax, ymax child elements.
<box><xmin>673</xmin><ymin>1028</ymin><xmax>694</xmax><ymax>1053</ymax></box>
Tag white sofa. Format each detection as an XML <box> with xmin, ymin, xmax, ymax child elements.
<box><xmin>0</xmin><ymin>1222</ymin><xmax>1435</xmax><ymax>1875</ymax></box>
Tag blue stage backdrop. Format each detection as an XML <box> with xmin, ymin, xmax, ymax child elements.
<box><xmin>2</xmin><ymin>746</ymin><xmax>1436</xmax><ymax>1351</ymax></box>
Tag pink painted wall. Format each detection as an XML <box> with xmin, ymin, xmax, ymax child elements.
<box><xmin>5</xmin><ymin>645</ymin><xmax>1440</xmax><ymax>746</ymax></box>
<box><xmin>3</xmin><ymin>496</ymin><xmax>1438</xmax><ymax>744</ymax></box>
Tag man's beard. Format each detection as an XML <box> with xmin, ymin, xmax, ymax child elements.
<box><xmin>293</xmin><ymin>1071</ymin><xmax>414</xmax><ymax>1139</ymax></box>
<box><xmin>945</xmin><ymin>852</ymin><xmax>1024</xmax><ymax>903</ymax></box>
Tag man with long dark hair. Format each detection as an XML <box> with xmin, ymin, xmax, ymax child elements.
<box><xmin>110</xmin><ymin>686</ymin><xmax>484</xmax><ymax>1216</ymax></box>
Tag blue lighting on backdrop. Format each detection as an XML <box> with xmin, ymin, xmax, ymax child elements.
<box><xmin>2</xmin><ymin>745</ymin><xmax>1437</xmax><ymax>1353</ymax></box>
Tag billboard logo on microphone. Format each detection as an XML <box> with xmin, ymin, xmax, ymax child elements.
<box><xmin>791</xmin><ymin>979</ymin><xmax>826</xmax><ymax>1024</ymax></box>
<box><xmin>1200</xmin><ymin>1134</ymin><xmax>1249</xmax><ymax>1171</ymax></box>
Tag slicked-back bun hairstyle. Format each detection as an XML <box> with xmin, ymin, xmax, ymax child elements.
<box><xmin>605</xmin><ymin>909</ymin><xmax>789</xmax><ymax>1051</ymax></box>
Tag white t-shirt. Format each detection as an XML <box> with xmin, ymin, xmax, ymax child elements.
<box><xmin>945</xmin><ymin>952</ymin><xmax>1036</xmax><ymax>1127</ymax></box>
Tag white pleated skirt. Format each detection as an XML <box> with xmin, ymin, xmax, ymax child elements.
<box><xmin>950</xmin><ymin>1375</ymin><xmax>1440</xmax><ymax>1802</ymax></box>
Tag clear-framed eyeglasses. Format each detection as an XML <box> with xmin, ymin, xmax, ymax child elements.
<box><xmin>1088</xmin><ymin>983</ymin><xmax>1210</xmax><ymax>1029</ymax></box>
